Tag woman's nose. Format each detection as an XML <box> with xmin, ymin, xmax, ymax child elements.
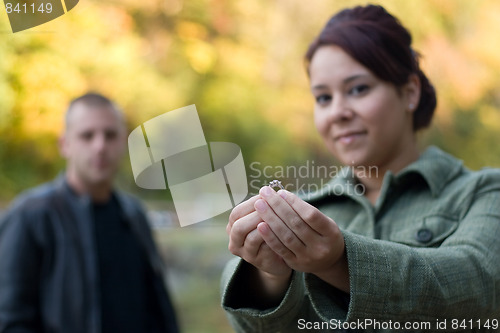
<box><xmin>327</xmin><ymin>96</ymin><xmax>354</xmax><ymax>123</ymax></box>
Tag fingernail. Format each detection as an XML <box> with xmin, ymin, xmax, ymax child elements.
<box><xmin>257</xmin><ymin>222</ymin><xmax>268</xmax><ymax>234</ymax></box>
<box><xmin>278</xmin><ymin>190</ymin><xmax>287</xmax><ymax>200</ymax></box>
<box><xmin>255</xmin><ymin>199</ymin><xmax>267</xmax><ymax>212</ymax></box>
<box><xmin>260</xmin><ymin>186</ymin><xmax>273</xmax><ymax>197</ymax></box>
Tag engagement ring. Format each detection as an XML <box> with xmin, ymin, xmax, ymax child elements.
<box><xmin>268</xmin><ymin>179</ymin><xmax>285</xmax><ymax>190</ymax></box>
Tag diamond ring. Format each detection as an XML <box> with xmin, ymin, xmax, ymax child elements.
<box><xmin>268</xmin><ymin>179</ymin><xmax>284</xmax><ymax>190</ymax></box>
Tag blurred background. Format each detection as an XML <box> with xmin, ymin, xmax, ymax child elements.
<box><xmin>1</xmin><ymin>0</ymin><xmax>499</xmax><ymax>332</ymax></box>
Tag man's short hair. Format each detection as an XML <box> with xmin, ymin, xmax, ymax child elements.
<box><xmin>65</xmin><ymin>92</ymin><xmax>124</xmax><ymax>128</ymax></box>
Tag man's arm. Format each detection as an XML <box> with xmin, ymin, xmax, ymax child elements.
<box><xmin>0</xmin><ymin>209</ymin><xmax>42</xmax><ymax>333</ymax></box>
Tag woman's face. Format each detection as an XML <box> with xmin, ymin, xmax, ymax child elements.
<box><xmin>310</xmin><ymin>45</ymin><xmax>419</xmax><ymax>170</ymax></box>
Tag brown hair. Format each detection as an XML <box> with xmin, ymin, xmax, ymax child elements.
<box><xmin>305</xmin><ymin>5</ymin><xmax>437</xmax><ymax>131</ymax></box>
<box><xmin>65</xmin><ymin>92</ymin><xmax>124</xmax><ymax>128</ymax></box>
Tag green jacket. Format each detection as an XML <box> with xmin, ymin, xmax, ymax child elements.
<box><xmin>221</xmin><ymin>147</ymin><xmax>500</xmax><ymax>332</ymax></box>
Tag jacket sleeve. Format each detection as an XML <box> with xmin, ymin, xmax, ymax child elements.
<box><xmin>0</xmin><ymin>208</ymin><xmax>42</xmax><ymax>333</ymax></box>
<box><xmin>307</xmin><ymin>173</ymin><xmax>500</xmax><ymax>325</ymax></box>
<box><xmin>221</xmin><ymin>172</ymin><xmax>500</xmax><ymax>331</ymax></box>
<box><xmin>221</xmin><ymin>257</ymin><xmax>346</xmax><ymax>333</ymax></box>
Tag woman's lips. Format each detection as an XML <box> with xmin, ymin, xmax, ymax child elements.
<box><xmin>335</xmin><ymin>131</ymin><xmax>367</xmax><ymax>145</ymax></box>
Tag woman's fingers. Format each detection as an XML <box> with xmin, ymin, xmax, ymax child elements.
<box><xmin>226</xmin><ymin>186</ymin><xmax>344</xmax><ymax>277</ymax></box>
<box><xmin>257</xmin><ymin>221</ymin><xmax>297</xmax><ymax>261</ymax></box>
<box><xmin>277</xmin><ymin>189</ymin><xmax>336</xmax><ymax>237</ymax></box>
<box><xmin>256</xmin><ymin>186</ymin><xmax>317</xmax><ymax>247</ymax></box>
<box><xmin>227</xmin><ymin>210</ymin><xmax>292</xmax><ymax>278</ymax></box>
<box><xmin>254</xmin><ymin>198</ymin><xmax>303</xmax><ymax>258</ymax></box>
<box><xmin>227</xmin><ymin>194</ymin><xmax>260</xmax><ymax>235</ymax></box>
<box><xmin>254</xmin><ymin>186</ymin><xmax>345</xmax><ymax>275</ymax></box>
<box><xmin>243</xmin><ymin>228</ymin><xmax>265</xmax><ymax>258</ymax></box>
<box><xmin>228</xmin><ymin>211</ymin><xmax>262</xmax><ymax>251</ymax></box>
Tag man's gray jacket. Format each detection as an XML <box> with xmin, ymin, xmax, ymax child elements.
<box><xmin>0</xmin><ymin>175</ymin><xmax>179</xmax><ymax>333</ymax></box>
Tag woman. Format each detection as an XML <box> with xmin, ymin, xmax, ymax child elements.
<box><xmin>221</xmin><ymin>5</ymin><xmax>500</xmax><ymax>332</ymax></box>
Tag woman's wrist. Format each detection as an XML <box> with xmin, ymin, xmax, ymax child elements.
<box><xmin>312</xmin><ymin>251</ymin><xmax>350</xmax><ymax>293</ymax></box>
<box><xmin>249</xmin><ymin>265</ymin><xmax>293</xmax><ymax>308</ymax></box>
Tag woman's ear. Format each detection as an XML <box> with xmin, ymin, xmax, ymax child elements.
<box><xmin>405</xmin><ymin>73</ymin><xmax>421</xmax><ymax>113</ymax></box>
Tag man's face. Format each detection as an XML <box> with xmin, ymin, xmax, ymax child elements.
<box><xmin>60</xmin><ymin>103</ymin><xmax>126</xmax><ymax>188</ymax></box>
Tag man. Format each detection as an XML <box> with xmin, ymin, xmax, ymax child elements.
<box><xmin>0</xmin><ymin>93</ymin><xmax>179</xmax><ymax>333</ymax></box>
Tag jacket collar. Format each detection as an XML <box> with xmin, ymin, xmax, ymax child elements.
<box><xmin>54</xmin><ymin>172</ymin><xmax>132</xmax><ymax>213</ymax></box>
<box><xmin>395</xmin><ymin>146</ymin><xmax>463</xmax><ymax>197</ymax></box>
<box><xmin>304</xmin><ymin>146</ymin><xmax>464</xmax><ymax>202</ymax></box>
<box><xmin>54</xmin><ymin>173</ymin><xmax>92</xmax><ymax>207</ymax></box>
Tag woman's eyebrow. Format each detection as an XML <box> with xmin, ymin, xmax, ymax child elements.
<box><xmin>311</xmin><ymin>84</ymin><xmax>329</xmax><ymax>91</ymax></box>
<box><xmin>343</xmin><ymin>74</ymin><xmax>369</xmax><ymax>84</ymax></box>
<box><xmin>311</xmin><ymin>74</ymin><xmax>370</xmax><ymax>91</ymax></box>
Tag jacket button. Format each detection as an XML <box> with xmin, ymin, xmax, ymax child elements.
<box><xmin>416</xmin><ymin>228</ymin><xmax>433</xmax><ymax>243</ymax></box>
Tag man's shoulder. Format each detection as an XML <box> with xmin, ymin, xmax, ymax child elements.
<box><xmin>8</xmin><ymin>180</ymin><xmax>59</xmax><ymax>213</ymax></box>
<box><xmin>0</xmin><ymin>180</ymin><xmax>60</xmax><ymax>234</ymax></box>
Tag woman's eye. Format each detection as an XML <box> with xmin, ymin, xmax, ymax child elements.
<box><xmin>349</xmin><ymin>84</ymin><xmax>369</xmax><ymax>96</ymax></box>
<box><xmin>315</xmin><ymin>94</ymin><xmax>332</xmax><ymax>105</ymax></box>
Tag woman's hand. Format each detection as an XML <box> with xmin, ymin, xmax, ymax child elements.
<box><xmin>227</xmin><ymin>194</ymin><xmax>292</xmax><ymax>278</ymax></box>
<box><xmin>227</xmin><ymin>195</ymin><xmax>293</xmax><ymax>305</ymax></box>
<box><xmin>254</xmin><ymin>186</ymin><xmax>349</xmax><ymax>292</ymax></box>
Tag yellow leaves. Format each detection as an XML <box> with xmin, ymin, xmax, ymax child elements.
<box><xmin>479</xmin><ymin>105</ymin><xmax>500</xmax><ymax>131</ymax></box>
<box><xmin>215</xmin><ymin>39</ymin><xmax>263</xmax><ymax>80</ymax></box>
<box><xmin>3</xmin><ymin>0</ymin><xmax>500</xmax><ymax>184</ymax></box>
<box><xmin>418</xmin><ymin>0</ymin><xmax>500</xmax><ymax>133</ymax></box>
<box><xmin>423</xmin><ymin>34</ymin><xmax>493</xmax><ymax>119</ymax></box>
<box><xmin>15</xmin><ymin>52</ymin><xmax>86</xmax><ymax>135</ymax></box>
<box><xmin>183</xmin><ymin>39</ymin><xmax>217</xmax><ymax>74</ymax></box>
<box><xmin>177</xmin><ymin>21</ymin><xmax>208</xmax><ymax>40</ymax></box>
<box><xmin>109</xmin><ymin>0</ymin><xmax>160</xmax><ymax>12</ymax></box>
<box><xmin>97</xmin><ymin>5</ymin><xmax>134</xmax><ymax>35</ymax></box>
<box><xmin>177</xmin><ymin>21</ymin><xmax>217</xmax><ymax>73</ymax></box>
<box><xmin>162</xmin><ymin>0</ymin><xmax>183</xmax><ymax>16</ymax></box>
<box><xmin>461</xmin><ymin>1</ymin><xmax>500</xmax><ymax>71</ymax></box>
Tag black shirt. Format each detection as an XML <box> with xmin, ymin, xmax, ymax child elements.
<box><xmin>93</xmin><ymin>195</ymin><xmax>164</xmax><ymax>333</ymax></box>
